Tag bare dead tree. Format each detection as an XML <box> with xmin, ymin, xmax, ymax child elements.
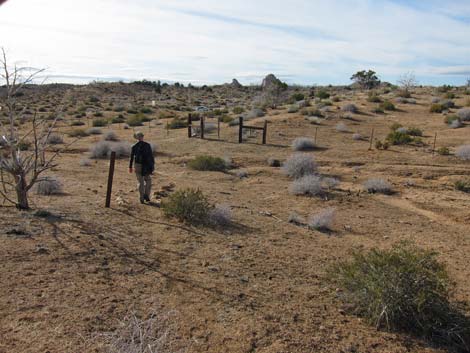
<box><xmin>397</xmin><ymin>72</ymin><xmax>418</xmax><ymax>94</ymax></box>
<box><xmin>0</xmin><ymin>48</ymin><xmax>69</xmax><ymax>209</ymax></box>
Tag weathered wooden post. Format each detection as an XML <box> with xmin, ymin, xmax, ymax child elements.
<box><xmin>432</xmin><ymin>132</ymin><xmax>437</xmax><ymax>155</ymax></box>
<box><xmin>200</xmin><ymin>116</ymin><xmax>205</xmax><ymax>139</ymax></box>
<box><xmin>187</xmin><ymin>114</ymin><xmax>192</xmax><ymax>138</ymax></box>
<box><xmin>369</xmin><ymin>128</ymin><xmax>375</xmax><ymax>150</ymax></box>
<box><xmin>314</xmin><ymin>127</ymin><xmax>318</xmax><ymax>144</ymax></box>
<box><xmin>166</xmin><ymin>122</ymin><xmax>169</xmax><ymax>136</ymax></box>
<box><xmin>238</xmin><ymin>117</ymin><xmax>243</xmax><ymax>143</ymax></box>
<box><xmin>217</xmin><ymin>117</ymin><xmax>221</xmax><ymax>139</ymax></box>
<box><xmin>262</xmin><ymin>120</ymin><xmax>267</xmax><ymax>145</ymax></box>
<box><xmin>105</xmin><ymin>151</ymin><xmax>116</xmax><ymax>208</ymax></box>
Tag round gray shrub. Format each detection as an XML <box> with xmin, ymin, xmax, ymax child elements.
<box><xmin>431</xmin><ymin>97</ymin><xmax>440</xmax><ymax>104</ymax></box>
<box><xmin>440</xmin><ymin>99</ymin><xmax>455</xmax><ymax>109</ymax></box>
<box><xmin>336</xmin><ymin>122</ymin><xmax>349</xmax><ymax>133</ymax></box>
<box><xmin>309</xmin><ymin>208</ymin><xmax>335</xmax><ymax>231</ymax></box>
<box><xmin>47</xmin><ymin>133</ymin><xmax>63</xmax><ymax>144</ymax></box>
<box><xmin>209</xmin><ymin>204</ymin><xmax>232</xmax><ymax>227</ymax></box>
<box><xmin>246</xmin><ymin>108</ymin><xmax>265</xmax><ymax>120</ymax></box>
<box><xmin>89</xmin><ymin>141</ymin><xmax>131</xmax><ymax>159</ymax></box>
<box><xmin>322</xmin><ymin>177</ymin><xmax>340</xmax><ymax>190</ymax></box>
<box><xmin>352</xmin><ymin>133</ymin><xmax>362</xmax><ymax>141</ymax></box>
<box><xmin>79</xmin><ymin>158</ymin><xmax>92</xmax><ymax>167</ymax></box>
<box><xmin>341</xmin><ymin>104</ymin><xmax>358</xmax><ymax>113</ymax></box>
<box><xmin>282</xmin><ymin>153</ymin><xmax>317</xmax><ymax>179</ymax></box>
<box><xmin>450</xmin><ymin>119</ymin><xmax>463</xmax><ymax>129</ymax></box>
<box><xmin>292</xmin><ymin>137</ymin><xmax>316</xmax><ymax>151</ymax></box>
<box><xmin>103</xmin><ymin>130</ymin><xmax>119</xmax><ymax>141</ymax></box>
<box><xmin>289</xmin><ymin>175</ymin><xmax>324</xmax><ymax>196</ymax></box>
<box><xmin>35</xmin><ymin>177</ymin><xmax>62</xmax><ymax>195</ymax></box>
<box><xmin>456</xmin><ymin>145</ymin><xmax>470</xmax><ymax>161</ymax></box>
<box><xmin>86</xmin><ymin>127</ymin><xmax>102</xmax><ymax>135</ymax></box>
<box><xmin>457</xmin><ymin>108</ymin><xmax>470</xmax><ymax>121</ymax></box>
<box><xmin>363</xmin><ymin>178</ymin><xmax>393</xmax><ymax>194</ymax></box>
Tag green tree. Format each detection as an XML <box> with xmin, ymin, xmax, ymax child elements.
<box><xmin>350</xmin><ymin>70</ymin><xmax>380</xmax><ymax>89</ymax></box>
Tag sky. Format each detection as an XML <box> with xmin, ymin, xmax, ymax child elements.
<box><xmin>1</xmin><ymin>0</ymin><xmax>470</xmax><ymax>86</ymax></box>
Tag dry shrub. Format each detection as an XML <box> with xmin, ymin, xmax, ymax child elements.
<box><xmin>103</xmin><ymin>130</ymin><xmax>119</xmax><ymax>141</ymax></box>
<box><xmin>208</xmin><ymin>204</ymin><xmax>232</xmax><ymax>227</ymax></box>
<box><xmin>457</xmin><ymin>108</ymin><xmax>470</xmax><ymax>121</ymax></box>
<box><xmin>188</xmin><ymin>155</ymin><xmax>227</xmax><ymax>171</ymax></box>
<box><xmin>282</xmin><ymin>153</ymin><xmax>317</xmax><ymax>179</ymax></box>
<box><xmin>35</xmin><ymin>176</ymin><xmax>62</xmax><ymax>195</ymax></box>
<box><xmin>46</xmin><ymin>133</ymin><xmax>63</xmax><ymax>144</ymax></box>
<box><xmin>330</xmin><ymin>242</ymin><xmax>470</xmax><ymax>352</ymax></box>
<box><xmin>456</xmin><ymin>145</ymin><xmax>470</xmax><ymax>161</ymax></box>
<box><xmin>336</xmin><ymin>122</ymin><xmax>349</xmax><ymax>133</ymax></box>
<box><xmin>341</xmin><ymin>103</ymin><xmax>358</xmax><ymax>113</ymax></box>
<box><xmin>363</xmin><ymin>178</ymin><xmax>393</xmax><ymax>194</ymax></box>
<box><xmin>89</xmin><ymin>141</ymin><xmax>131</xmax><ymax>159</ymax></box>
<box><xmin>292</xmin><ymin>137</ymin><xmax>316</xmax><ymax>151</ymax></box>
<box><xmin>161</xmin><ymin>188</ymin><xmax>211</xmax><ymax>225</ymax></box>
<box><xmin>309</xmin><ymin>208</ymin><xmax>335</xmax><ymax>231</ymax></box>
<box><xmin>290</xmin><ymin>175</ymin><xmax>324</xmax><ymax>196</ymax></box>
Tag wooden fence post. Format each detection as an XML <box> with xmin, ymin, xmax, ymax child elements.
<box><xmin>238</xmin><ymin>117</ymin><xmax>243</xmax><ymax>143</ymax></box>
<box><xmin>314</xmin><ymin>127</ymin><xmax>318</xmax><ymax>144</ymax></box>
<box><xmin>368</xmin><ymin>128</ymin><xmax>375</xmax><ymax>150</ymax></box>
<box><xmin>200</xmin><ymin>116</ymin><xmax>205</xmax><ymax>139</ymax></box>
<box><xmin>262</xmin><ymin>120</ymin><xmax>267</xmax><ymax>145</ymax></box>
<box><xmin>432</xmin><ymin>132</ymin><xmax>437</xmax><ymax>154</ymax></box>
<box><xmin>105</xmin><ymin>151</ymin><xmax>116</xmax><ymax>208</ymax></box>
<box><xmin>187</xmin><ymin>113</ymin><xmax>192</xmax><ymax>138</ymax></box>
<box><xmin>217</xmin><ymin>117</ymin><xmax>220</xmax><ymax>139</ymax></box>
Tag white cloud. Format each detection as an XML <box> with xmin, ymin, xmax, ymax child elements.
<box><xmin>0</xmin><ymin>0</ymin><xmax>469</xmax><ymax>85</ymax></box>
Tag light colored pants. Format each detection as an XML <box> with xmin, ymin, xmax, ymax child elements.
<box><xmin>135</xmin><ymin>163</ymin><xmax>152</xmax><ymax>201</ymax></box>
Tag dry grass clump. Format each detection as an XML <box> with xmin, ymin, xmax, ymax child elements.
<box><xmin>292</xmin><ymin>137</ymin><xmax>316</xmax><ymax>151</ymax></box>
<box><xmin>309</xmin><ymin>208</ymin><xmax>335</xmax><ymax>231</ymax></box>
<box><xmin>363</xmin><ymin>178</ymin><xmax>393</xmax><ymax>194</ymax></box>
<box><xmin>102</xmin><ymin>310</ymin><xmax>185</xmax><ymax>353</ymax></box>
<box><xmin>330</xmin><ymin>242</ymin><xmax>470</xmax><ymax>352</ymax></box>
<box><xmin>89</xmin><ymin>141</ymin><xmax>131</xmax><ymax>159</ymax></box>
<box><xmin>282</xmin><ymin>153</ymin><xmax>317</xmax><ymax>179</ymax></box>
<box><xmin>456</xmin><ymin>145</ymin><xmax>470</xmax><ymax>161</ymax></box>
<box><xmin>35</xmin><ymin>176</ymin><xmax>63</xmax><ymax>195</ymax></box>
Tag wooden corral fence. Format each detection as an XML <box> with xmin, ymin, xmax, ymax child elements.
<box><xmin>238</xmin><ymin>117</ymin><xmax>267</xmax><ymax>145</ymax></box>
<box><xmin>187</xmin><ymin>114</ymin><xmax>268</xmax><ymax>145</ymax></box>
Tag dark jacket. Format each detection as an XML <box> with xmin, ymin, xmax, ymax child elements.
<box><xmin>129</xmin><ymin>141</ymin><xmax>155</xmax><ymax>175</ymax></box>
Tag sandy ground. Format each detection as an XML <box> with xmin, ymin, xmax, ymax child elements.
<box><xmin>1</xmin><ymin>87</ymin><xmax>470</xmax><ymax>352</ymax></box>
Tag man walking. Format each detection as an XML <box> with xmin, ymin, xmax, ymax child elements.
<box><xmin>129</xmin><ymin>132</ymin><xmax>155</xmax><ymax>204</ymax></box>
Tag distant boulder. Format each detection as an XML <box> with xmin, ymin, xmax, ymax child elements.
<box><xmin>261</xmin><ymin>74</ymin><xmax>287</xmax><ymax>91</ymax></box>
<box><xmin>230</xmin><ymin>79</ymin><xmax>242</xmax><ymax>88</ymax></box>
